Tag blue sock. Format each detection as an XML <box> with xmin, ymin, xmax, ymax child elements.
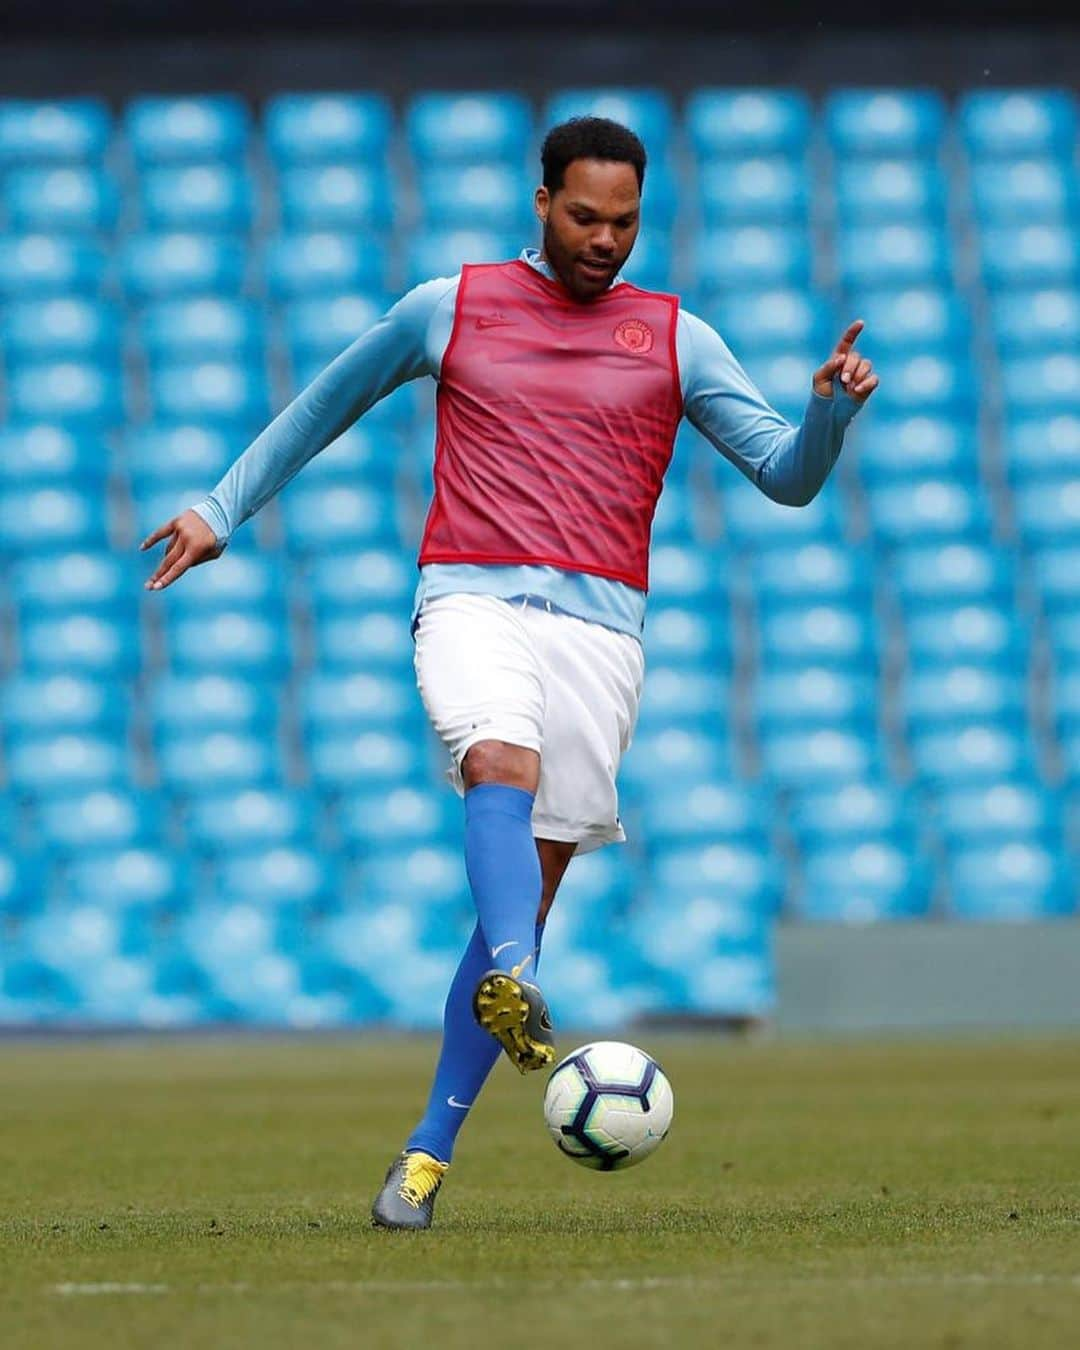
<box><xmin>464</xmin><ymin>783</ymin><xmax>542</xmax><ymax>981</ymax></box>
<box><xmin>404</xmin><ymin>915</ymin><xmax>549</xmax><ymax>1165</ymax></box>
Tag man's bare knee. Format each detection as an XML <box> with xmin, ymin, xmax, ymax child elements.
<box><xmin>462</xmin><ymin>739</ymin><xmax>540</xmax><ymax>793</ymax></box>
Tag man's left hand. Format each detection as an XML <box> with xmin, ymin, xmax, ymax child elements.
<box><xmin>812</xmin><ymin>319</ymin><xmax>878</xmax><ymax>403</ymax></box>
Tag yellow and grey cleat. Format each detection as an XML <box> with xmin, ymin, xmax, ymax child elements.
<box><xmin>472</xmin><ymin>969</ymin><xmax>556</xmax><ymax>1074</ymax></box>
<box><xmin>371</xmin><ymin>1151</ymin><xmax>449</xmax><ymax>1231</ymax></box>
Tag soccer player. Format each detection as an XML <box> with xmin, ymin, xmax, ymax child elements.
<box><xmin>142</xmin><ymin>117</ymin><xmax>877</xmax><ymax>1229</ymax></box>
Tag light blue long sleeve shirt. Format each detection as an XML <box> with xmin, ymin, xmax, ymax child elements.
<box><xmin>192</xmin><ymin>248</ymin><xmax>863</xmax><ymax>638</ymax></box>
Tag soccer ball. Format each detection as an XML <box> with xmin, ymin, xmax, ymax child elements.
<box><xmin>543</xmin><ymin>1041</ymin><xmax>674</xmax><ymax>1171</ymax></box>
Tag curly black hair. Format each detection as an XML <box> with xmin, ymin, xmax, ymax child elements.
<box><xmin>540</xmin><ymin>116</ymin><xmax>647</xmax><ymax>194</ymax></box>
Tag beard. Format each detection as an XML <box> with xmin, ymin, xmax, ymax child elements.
<box><xmin>542</xmin><ymin>219</ymin><xmax>627</xmax><ymax>301</ymax></box>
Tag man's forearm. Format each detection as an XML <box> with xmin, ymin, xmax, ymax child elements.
<box><xmin>754</xmin><ymin>387</ymin><xmax>859</xmax><ymax>508</ymax></box>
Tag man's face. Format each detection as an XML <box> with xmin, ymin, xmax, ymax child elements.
<box><xmin>536</xmin><ymin>158</ymin><xmax>641</xmax><ymax>301</ymax></box>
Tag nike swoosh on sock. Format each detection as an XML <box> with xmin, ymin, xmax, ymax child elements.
<box><xmin>446</xmin><ymin>1096</ymin><xmax>472</xmax><ymax>1110</ymax></box>
<box><xmin>491</xmin><ymin>941</ymin><xmax>518</xmax><ymax>959</ymax></box>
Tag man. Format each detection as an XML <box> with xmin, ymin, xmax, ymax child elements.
<box><xmin>142</xmin><ymin>116</ymin><xmax>877</xmax><ymax>1230</ymax></box>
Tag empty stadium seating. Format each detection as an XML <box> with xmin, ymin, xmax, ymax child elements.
<box><xmin>0</xmin><ymin>85</ymin><xmax>1076</xmax><ymax>1029</ymax></box>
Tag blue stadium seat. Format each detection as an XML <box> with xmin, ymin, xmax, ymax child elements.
<box><xmin>157</xmin><ymin>552</ymin><xmax>285</xmax><ymax>614</ymax></box>
<box><xmin>125</xmin><ymin>424</ymin><xmax>234</xmax><ymax>487</ymax></box>
<box><xmin>867</xmin><ymin>480</ymin><xmax>988</xmax><ymax>545</ymax></box>
<box><xmin>132</xmin><ymin>484</ymin><xmax>242</xmax><ymax>549</ymax></box>
<box><xmin>264</xmin><ymin>93</ymin><xmax>392</xmax><ymax>163</ymax></box>
<box><xmin>970</xmin><ymin>159</ymin><xmax>1076</xmax><ymax>224</ymax></box>
<box><xmin>185</xmin><ymin>788</ymin><xmax>319</xmax><ymax>854</ymax></box>
<box><xmin>695</xmin><ymin>226</ymin><xmax>811</xmax><ymax>292</ymax></box>
<box><xmin>640</xmin><ymin>780</ymin><xmax>770</xmax><ymax>848</ymax></box>
<box><xmin>3</xmin><ymin>167</ymin><xmax>118</xmax><ymax>233</ymax></box>
<box><xmin>685</xmin><ymin>90</ymin><xmax>811</xmax><ymax>158</ymax></box>
<box><xmin>405</xmin><ymin>230</ymin><xmax>520</xmax><ymax>289</ymax></box>
<box><xmin>282</xmin><ymin>294</ymin><xmax>386</xmax><ymax>363</ymax></box>
<box><xmin>148</xmin><ymin>675</ymin><xmax>277</xmax><ymax>735</ymax></box>
<box><xmin>957</xmin><ymin>90</ymin><xmax>1077</xmax><ymax>159</ymax></box>
<box><xmin>1004</xmin><ymin>412</ymin><xmax>1080</xmax><ymax>482</ymax></box>
<box><xmin>163</xmin><ymin>611</ymin><xmax>292</xmax><ymax>678</ymax></box>
<box><xmin>757</xmin><ymin>604</ymin><xmax>877</xmax><ymax>670</ymax></box>
<box><xmin>720</xmin><ymin>481</ymin><xmax>842</xmax><ymax>547</ymax></box>
<box><xmin>755</xmin><ymin>667</ymin><xmax>877</xmax><ymax>731</ymax></box>
<box><xmin>298</xmin><ymin>672</ymin><xmax>420</xmax><ymax>732</ymax></box>
<box><xmin>932</xmin><ymin>781</ymin><xmax>1064</xmax><ymax>848</ymax></box>
<box><xmin>307</xmin><ymin>729</ymin><xmax>429</xmax><ymax>791</ymax></box>
<box><xmin>138</xmin><ymin>164</ymin><xmax>254</xmax><ymax>232</ymax></box>
<box><xmin>277</xmin><ymin>163</ymin><xmax>395</xmax><ymax>232</ymax></box>
<box><xmin>31</xmin><ymin>789</ymin><xmax>160</xmax><ymax>855</ymax></box>
<box><xmin>909</xmin><ymin>724</ymin><xmax>1033</xmax><ymax>785</ymax></box>
<box><xmin>362</xmin><ymin>846</ymin><xmax>470</xmax><ymax>911</ymax></box>
<box><xmin>891</xmin><ymin>543</ymin><xmax>1015</xmax><ymax>607</ymax></box>
<box><xmin>905</xmin><ymin>605</ymin><xmax>1026</xmax><ymax>668</ymax></box>
<box><xmin>0</xmin><ymin>674</ymin><xmax>125</xmax><ymax>736</ymax></box>
<box><xmin>834</xmin><ymin>160</ymin><xmax>947</xmax><ymax>223</ymax></box>
<box><xmin>1013</xmin><ymin>480</ymin><xmax>1080</xmax><ymax>546</ymax></box>
<box><xmin>6</xmin><ymin>733</ymin><xmax>131</xmax><ymax>796</ymax></box>
<box><xmin>0</xmin><ymin>426</ymin><xmax>109</xmax><ymax>487</ymax></box>
<box><xmin>156</xmin><ymin>730</ymin><xmax>282</xmax><ymax>792</ymax></box>
<box><xmin>1046</xmin><ymin>609</ymin><xmax>1080</xmax><ymax>664</ymax></box>
<box><xmin>138</xmin><ymin>300</ymin><xmax>266</xmax><ymax>363</ymax></box>
<box><xmin>0</xmin><ymin>99</ymin><xmax>111</xmax><ymax>165</ymax></box>
<box><xmin>125</xmin><ymin>96</ymin><xmax>251</xmax><ymax>163</ymax></box>
<box><xmin>797</xmin><ymin>842</ymin><xmax>932</xmax><ymax>921</ymax></box>
<box><xmin>620</xmin><ymin>729</ymin><xmax>732</xmax><ymax>794</ymax></box>
<box><xmin>336</xmin><ymin>786</ymin><xmax>460</xmax><ymax>853</ymax></box>
<box><xmin>701</xmin><ymin>289</ymin><xmax>833</xmax><ymax>353</ymax></box>
<box><xmin>545</xmin><ymin>88</ymin><xmax>673</xmax><ymax>147</ymax></box>
<box><xmin>750</xmin><ymin>542</ymin><xmax>872</xmax><ymax>606</ymax></box>
<box><xmin>990</xmin><ymin>290</ymin><xmax>1080</xmax><ymax>355</ymax></box>
<box><xmin>1031</xmin><ymin>544</ymin><xmax>1080</xmax><ymax>611</ymax></box>
<box><xmin>2</xmin><ymin>297</ymin><xmax>121</xmax><ymax>362</ymax></box>
<box><xmin>850</xmin><ymin>289</ymin><xmax>971</xmax><ymax>352</ymax></box>
<box><xmin>1055</xmin><ymin>669</ymin><xmax>1080</xmax><ymax>733</ymax></box>
<box><xmin>615</xmin><ymin>230</ymin><xmax>674</xmax><ymax>290</ymax></box>
<box><xmin>856</xmin><ymin>414</ymin><xmax>979</xmax><ymax>484</ymax></box>
<box><xmin>759</xmin><ymin>727</ymin><xmax>879</xmax><ymax>788</ymax></box>
<box><xmin>0</xmin><ymin>851</ymin><xmax>40</xmax><ymax>917</ymax></box>
<box><xmin>634</xmin><ymin>667</ymin><xmax>730</xmax><ymax>739</ymax></box>
<box><xmin>788</xmin><ymin>781</ymin><xmax>916</xmax><ymax>848</ymax></box>
<box><xmin>405</xmin><ymin>93</ymin><xmax>532</xmax><ymax>162</ymax></box>
<box><xmin>214</xmin><ymin>847</ymin><xmax>339</xmax><ymax>910</ymax></box>
<box><xmin>649</xmin><ymin>842</ymin><xmax>783</xmax><ymax>910</ymax></box>
<box><xmin>120</xmin><ymin>234</ymin><xmax>247</xmax><ymax>300</ymax></box>
<box><xmin>264</xmin><ymin>232</ymin><xmax>388</xmax><ymax>297</ymax></box>
<box><xmin>280</xmin><ymin>484</ymin><xmax>400</xmax><ymax>553</ymax></box>
<box><xmin>823</xmin><ymin>89</ymin><xmax>946</xmax><ymax>157</ymax></box>
<box><xmin>946</xmin><ymin>842</ymin><xmax>1074</xmax><ymax>920</ymax></box>
<box><xmin>647</xmin><ymin>947</ymin><xmax>775</xmax><ymax>1020</ymax></box>
<box><xmin>642</xmin><ymin>606</ymin><xmax>730</xmax><ymax>666</ymax></box>
<box><xmin>903</xmin><ymin>666</ymin><xmax>1026</xmax><ymax>731</ymax></box>
<box><xmin>146</xmin><ymin>360</ymin><xmax>270</xmax><ymax>426</ymax></box>
<box><xmin>0</xmin><ymin>487</ymin><xmax>107</xmax><ymax>553</ymax></box>
<box><xmin>979</xmin><ymin>224</ymin><xmax>1079</xmax><ymax>289</ymax></box>
<box><xmin>699</xmin><ymin>157</ymin><xmax>809</xmax><ymax>225</ymax></box>
<box><xmin>5</xmin><ymin>362</ymin><xmax>125</xmax><ymax>427</ymax></box>
<box><xmin>1</xmin><ymin>956</ymin><xmax>80</xmax><ymax>1018</ymax></box>
<box><xmin>416</xmin><ymin>163</ymin><xmax>532</xmax><ymax>231</ymax></box>
<box><xmin>18</xmin><ymin>614</ymin><xmax>140</xmax><ymax>677</ymax></box>
<box><xmin>1002</xmin><ymin>354</ymin><xmax>1080</xmax><ymax>415</ymax></box>
<box><xmin>836</xmin><ymin>224</ymin><xmax>953</xmax><ymax>290</ymax></box>
<box><xmin>0</xmin><ymin>236</ymin><xmax>106</xmax><ymax>297</ymax></box>
<box><xmin>312</xmin><ymin>610</ymin><xmax>414</xmax><ymax>673</ymax></box>
<box><xmin>304</xmin><ymin>550</ymin><xmax>414</xmax><ymax>617</ymax></box>
<box><xmin>740</xmin><ymin>347</ymin><xmax>818</xmax><ymax>421</ymax></box>
<box><xmin>648</xmin><ymin>544</ymin><xmax>726</xmax><ymax>607</ymax></box>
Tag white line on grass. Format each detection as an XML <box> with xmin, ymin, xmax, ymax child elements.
<box><xmin>51</xmin><ymin>1273</ymin><xmax>1080</xmax><ymax>1297</ymax></box>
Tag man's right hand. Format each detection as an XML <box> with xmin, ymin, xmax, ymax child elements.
<box><xmin>141</xmin><ymin>508</ymin><xmax>224</xmax><ymax>590</ymax></box>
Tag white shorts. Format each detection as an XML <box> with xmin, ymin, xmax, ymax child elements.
<box><xmin>414</xmin><ymin>593</ymin><xmax>645</xmax><ymax>852</ymax></box>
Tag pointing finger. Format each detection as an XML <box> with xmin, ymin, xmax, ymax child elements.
<box><xmin>834</xmin><ymin>319</ymin><xmax>865</xmax><ymax>357</ymax></box>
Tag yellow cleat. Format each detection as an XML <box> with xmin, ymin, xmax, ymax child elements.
<box><xmin>472</xmin><ymin>969</ymin><xmax>556</xmax><ymax>1074</ymax></box>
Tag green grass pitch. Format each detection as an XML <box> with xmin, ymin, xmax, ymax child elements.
<box><xmin>1</xmin><ymin>1034</ymin><xmax>1078</xmax><ymax>1348</ymax></box>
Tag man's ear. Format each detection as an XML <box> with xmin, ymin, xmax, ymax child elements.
<box><xmin>534</xmin><ymin>185</ymin><xmax>550</xmax><ymax>224</ymax></box>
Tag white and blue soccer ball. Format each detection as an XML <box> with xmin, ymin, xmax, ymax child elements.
<box><xmin>543</xmin><ymin>1041</ymin><xmax>674</xmax><ymax>1171</ymax></box>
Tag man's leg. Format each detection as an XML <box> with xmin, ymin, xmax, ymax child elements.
<box><xmin>401</xmin><ymin>834</ymin><xmax>577</xmax><ymax>1167</ymax></box>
